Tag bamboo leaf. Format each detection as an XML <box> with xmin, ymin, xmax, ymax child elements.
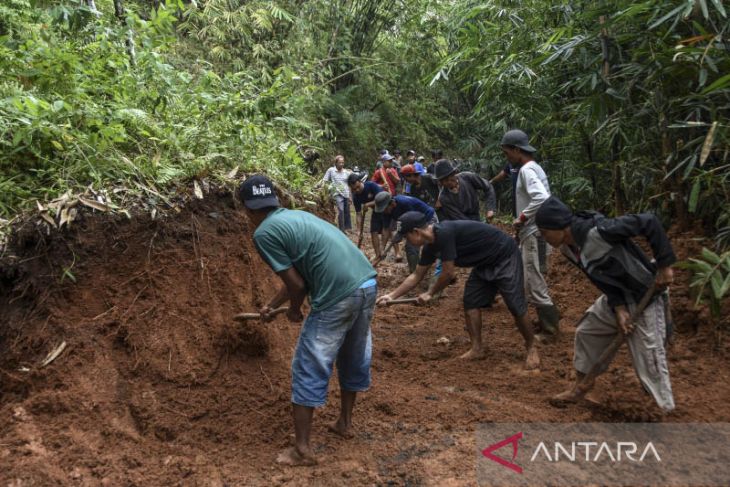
<box><xmin>710</xmin><ymin>271</ymin><xmax>723</xmax><ymax>299</ymax></box>
<box><xmin>709</xmin><ymin>0</ymin><xmax>726</xmax><ymax>17</ymax></box>
<box><xmin>699</xmin><ymin>121</ymin><xmax>717</xmax><ymax>166</ymax></box>
<box><xmin>701</xmin><ymin>247</ymin><xmax>721</xmax><ymax>265</ymax></box>
<box><xmin>688</xmin><ymin>179</ymin><xmax>701</xmax><ymax>213</ymax></box>
<box><xmin>701</xmin><ymin>73</ymin><xmax>730</xmax><ymax>94</ymax></box>
<box><xmin>648</xmin><ymin>5</ymin><xmax>684</xmax><ymax>30</ymax></box>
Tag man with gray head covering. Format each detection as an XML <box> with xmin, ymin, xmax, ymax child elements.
<box><xmin>536</xmin><ymin>196</ymin><xmax>676</xmax><ymax>411</ymax></box>
<box><xmin>501</xmin><ymin>129</ymin><xmax>560</xmax><ymax>341</ymax></box>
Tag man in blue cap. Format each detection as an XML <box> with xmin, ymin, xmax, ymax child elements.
<box><xmin>238</xmin><ymin>175</ymin><xmax>378</xmax><ymax>465</ymax></box>
<box><xmin>377</xmin><ymin>211</ymin><xmax>540</xmax><ymax>370</ymax></box>
<box><xmin>536</xmin><ymin>196</ymin><xmax>675</xmax><ymax>411</ymax></box>
<box><xmin>374</xmin><ymin>192</ymin><xmax>437</xmax><ymax>272</ymax></box>
<box><xmin>501</xmin><ymin>129</ymin><xmax>560</xmax><ymax>341</ymax></box>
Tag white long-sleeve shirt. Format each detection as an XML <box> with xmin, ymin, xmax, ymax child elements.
<box><xmin>516</xmin><ymin>160</ymin><xmax>550</xmax><ymax>240</ymax></box>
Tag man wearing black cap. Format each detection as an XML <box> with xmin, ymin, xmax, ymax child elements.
<box><xmin>501</xmin><ymin>129</ymin><xmax>560</xmax><ymax>341</ymax></box>
<box><xmin>535</xmin><ymin>197</ymin><xmax>676</xmax><ymax>411</ymax></box>
<box><xmin>376</xmin><ymin>212</ymin><xmax>540</xmax><ymax>370</ymax></box>
<box><xmin>434</xmin><ymin>159</ymin><xmax>496</xmax><ymax>222</ymax></box>
<box><xmin>238</xmin><ymin>175</ymin><xmax>378</xmax><ymax>465</ymax></box>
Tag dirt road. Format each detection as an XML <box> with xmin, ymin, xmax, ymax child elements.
<box><xmin>1</xmin><ymin>196</ymin><xmax>728</xmax><ymax>485</ymax></box>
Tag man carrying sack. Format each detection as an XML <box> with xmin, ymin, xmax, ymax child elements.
<box><xmin>239</xmin><ymin>175</ymin><xmax>378</xmax><ymax>466</ymax></box>
<box><xmin>535</xmin><ymin>196</ymin><xmax>676</xmax><ymax>411</ymax></box>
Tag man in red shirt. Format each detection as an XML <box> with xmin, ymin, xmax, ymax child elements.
<box><xmin>373</xmin><ymin>154</ymin><xmax>400</xmax><ymax>196</ymax></box>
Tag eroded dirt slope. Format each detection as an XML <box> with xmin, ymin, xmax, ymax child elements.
<box><xmin>1</xmin><ymin>196</ymin><xmax>728</xmax><ymax>486</ymax></box>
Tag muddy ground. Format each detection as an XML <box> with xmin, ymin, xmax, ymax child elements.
<box><xmin>1</xmin><ymin>193</ymin><xmax>728</xmax><ymax>486</ymax></box>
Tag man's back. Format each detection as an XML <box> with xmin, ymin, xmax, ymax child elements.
<box><xmin>254</xmin><ymin>208</ymin><xmax>376</xmax><ymax>311</ymax></box>
<box><xmin>420</xmin><ymin>220</ymin><xmax>516</xmax><ymax>269</ymax></box>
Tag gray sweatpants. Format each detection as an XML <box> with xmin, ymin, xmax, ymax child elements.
<box><xmin>520</xmin><ymin>233</ymin><xmax>553</xmax><ymax>306</ymax></box>
<box><xmin>574</xmin><ymin>294</ymin><xmax>675</xmax><ymax>411</ymax></box>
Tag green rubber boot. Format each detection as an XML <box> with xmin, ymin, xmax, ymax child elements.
<box><xmin>536</xmin><ymin>305</ymin><xmax>561</xmax><ymax>342</ymax></box>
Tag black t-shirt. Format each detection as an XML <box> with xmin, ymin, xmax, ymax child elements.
<box><xmin>419</xmin><ymin>221</ymin><xmax>516</xmax><ymax>269</ymax></box>
<box><xmin>406</xmin><ymin>174</ymin><xmax>439</xmax><ymax>207</ymax></box>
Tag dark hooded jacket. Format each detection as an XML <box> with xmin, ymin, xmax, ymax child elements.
<box><xmin>564</xmin><ymin>211</ymin><xmax>676</xmax><ymax>308</ymax></box>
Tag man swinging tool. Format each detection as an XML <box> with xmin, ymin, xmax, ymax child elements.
<box><xmin>536</xmin><ymin>196</ymin><xmax>676</xmax><ymax>411</ymax></box>
<box><xmin>373</xmin><ymin>192</ymin><xmax>437</xmax><ymax>272</ymax></box>
<box><xmin>376</xmin><ymin>212</ymin><xmax>540</xmax><ymax>370</ymax></box>
<box><xmin>238</xmin><ymin>175</ymin><xmax>377</xmax><ymax>466</ymax></box>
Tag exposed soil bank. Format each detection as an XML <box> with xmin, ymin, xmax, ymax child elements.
<box><xmin>1</xmin><ymin>195</ymin><xmax>728</xmax><ymax>485</ymax></box>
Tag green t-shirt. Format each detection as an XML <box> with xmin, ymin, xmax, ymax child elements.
<box><xmin>253</xmin><ymin>208</ymin><xmax>377</xmax><ymax>311</ymax></box>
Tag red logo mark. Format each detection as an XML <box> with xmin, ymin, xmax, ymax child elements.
<box><xmin>481</xmin><ymin>432</ymin><xmax>523</xmax><ymax>474</ymax></box>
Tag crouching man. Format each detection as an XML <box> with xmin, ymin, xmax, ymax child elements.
<box><xmin>376</xmin><ymin>211</ymin><xmax>540</xmax><ymax>370</ymax></box>
<box><xmin>535</xmin><ymin>196</ymin><xmax>675</xmax><ymax>411</ymax></box>
<box><xmin>239</xmin><ymin>175</ymin><xmax>378</xmax><ymax>465</ymax></box>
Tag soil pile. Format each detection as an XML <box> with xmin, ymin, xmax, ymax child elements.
<box><xmin>1</xmin><ymin>198</ymin><xmax>728</xmax><ymax>485</ymax></box>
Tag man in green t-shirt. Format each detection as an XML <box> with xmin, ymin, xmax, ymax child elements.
<box><xmin>238</xmin><ymin>175</ymin><xmax>377</xmax><ymax>467</ymax></box>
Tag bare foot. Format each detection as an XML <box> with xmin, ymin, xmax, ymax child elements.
<box><xmin>328</xmin><ymin>419</ymin><xmax>354</xmax><ymax>439</ymax></box>
<box><xmin>524</xmin><ymin>346</ymin><xmax>540</xmax><ymax>370</ymax></box>
<box><xmin>276</xmin><ymin>446</ymin><xmax>317</xmax><ymax>467</ymax></box>
<box><xmin>548</xmin><ymin>387</ymin><xmax>585</xmax><ymax>408</ymax></box>
<box><xmin>459</xmin><ymin>348</ymin><xmax>485</xmax><ymax>360</ymax></box>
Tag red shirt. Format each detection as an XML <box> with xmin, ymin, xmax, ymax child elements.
<box><xmin>372</xmin><ymin>167</ymin><xmax>400</xmax><ymax>196</ymax></box>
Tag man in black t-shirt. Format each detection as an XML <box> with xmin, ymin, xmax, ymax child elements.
<box><xmin>376</xmin><ymin>212</ymin><xmax>540</xmax><ymax>370</ymax></box>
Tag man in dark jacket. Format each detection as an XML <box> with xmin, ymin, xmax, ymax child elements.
<box><xmin>535</xmin><ymin>196</ymin><xmax>675</xmax><ymax>411</ymax></box>
<box><xmin>434</xmin><ymin>160</ymin><xmax>496</xmax><ymax>222</ymax></box>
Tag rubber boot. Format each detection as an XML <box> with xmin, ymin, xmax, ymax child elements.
<box><xmin>536</xmin><ymin>305</ymin><xmax>561</xmax><ymax>342</ymax></box>
<box><xmin>406</xmin><ymin>253</ymin><xmax>419</xmax><ymax>274</ymax></box>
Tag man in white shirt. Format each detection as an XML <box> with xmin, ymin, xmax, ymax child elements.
<box><xmin>501</xmin><ymin>130</ymin><xmax>561</xmax><ymax>340</ymax></box>
<box><xmin>321</xmin><ymin>155</ymin><xmax>352</xmax><ymax>233</ymax></box>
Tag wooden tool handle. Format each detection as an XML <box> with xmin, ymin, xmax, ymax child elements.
<box><xmin>386</xmin><ymin>297</ymin><xmax>419</xmax><ymax>305</ymax></box>
<box><xmin>234</xmin><ymin>306</ymin><xmax>289</xmax><ymax>322</ymax></box>
<box><xmin>577</xmin><ymin>284</ymin><xmax>657</xmax><ymax>391</ymax></box>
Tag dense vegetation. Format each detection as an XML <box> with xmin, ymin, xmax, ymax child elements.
<box><xmin>1</xmin><ymin>0</ymin><xmax>728</xmax><ymax>248</ymax></box>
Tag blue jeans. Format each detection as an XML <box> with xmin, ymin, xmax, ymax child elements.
<box><xmin>291</xmin><ymin>283</ymin><xmax>377</xmax><ymax>407</ymax></box>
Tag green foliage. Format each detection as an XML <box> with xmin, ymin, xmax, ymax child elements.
<box><xmin>678</xmin><ymin>247</ymin><xmax>730</xmax><ymax>324</ymax></box>
<box><xmin>437</xmin><ymin>0</ymin><xmax>730</xmax><ymax>229</ymax></box>
<box><xmin>0</xmin><ymin>0</ymin><xmax>324</xmax><ymax>217</ymax></box>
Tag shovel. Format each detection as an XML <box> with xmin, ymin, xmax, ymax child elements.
<box><xmin>385</xmin><ymin>297</ymin><xmax>420</xmax><ymax>306</ymax></box>
<box><xmin>233</xmin><ymin>306</ymin><xmax>289</xmax><ymax>322</ymax></box>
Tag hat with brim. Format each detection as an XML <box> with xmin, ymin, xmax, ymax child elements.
<box><xmin>381</xmin><ymin>154</ymin><xmax>395</xmax><ymax>162</ymax></box>
<box><xmin>501</xmin><ymin>129</ymin><xmax>536</xmax><ymax>153</ymax></box>
<box><xmin>434</xmin><ymin>159</ymin><xmax>458</xmax><ymax>180</ymax></box>
<box><xmin>374</xmin><ymin>191</ymin><xmax>392</xmax><ymax>213</ymax></box>
<box><xmin>239</xmin><ymin>175</ymin><xmax>280</xmax><ymax>210</ymax></box>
